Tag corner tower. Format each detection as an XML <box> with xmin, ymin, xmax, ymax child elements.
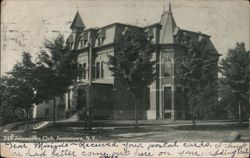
<box><xmin>69</xmin><ymin>11</ymin><xmax>86</xmax><ymax>50</ymax></box>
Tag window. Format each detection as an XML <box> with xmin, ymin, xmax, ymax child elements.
<box><xmin>164</xmin><ymin>59</ymin><xmax>172</xmax><ymax>77</ymax></box>
<box><xmin>96</xmin><ymin>62</ymin><xmax>100</xmax><ymax>79</ymax></box>
<box><xmin>147</xmin><ymin>36</ymin><xmax>153</xmax><ymax>42</ymax></box>
<box><xmin>97</xmin><ymin>29</ymin><xmax>105</xmax><ymax>46</ymax></box>
<box><xmin>84</xmin><ymin>40</ymin><xmax>88</xmax><ymax>47</ymax></box>
<box><xmin>95</xmin><ymin>61</ymin><xmax>105</xmax><ymax>79</ymax></box>
<box><xmin>145</xmin><ymin>28</ymin><xmax>154</xmax><ymax>42</ymax></box>
<box><xmin>80</xmin><ymin>39</ymin><xmax>88</xmax><ymax>48</ymax></box>
<box><xmin>98</xmin><ymin>37</ymin><xmax>104</xmax><ymax>46</ymax></box>
<box><xmin>80</xmin><ymin>40</ymin><xmax>84</xmax><ymax>48</ymax></box>
<box><xmin>69</xmin><ymin>42</ymin><xmax>72</xmax><ymax>48</ymax></box>
<box><xmin>175</xmin><ymin>87</ymin><xmax>182</xmax><ymax>110</ymax></box>
<box><xmin>100</xmin><ymin>61</ymin><xmax>104</xmax><ymax>78</ymax></box>
<box><xmin>164</xmin><ymin>87</ymin><xmax>172</xmax><ymax>110</ymax></box>
<box><xmin>78</xmin><ymin>64</ymin><xmax>83</xmax><ymax>80</ymax></box>
<box><xmin>145</xmin><ymin>87</ymin><xmax>150</xmax><ymax>110</ymax></box>
<box><xmin>82</xmin><ymin>63</ymin><xmax>86</xmax><ymax>79</ymax></box>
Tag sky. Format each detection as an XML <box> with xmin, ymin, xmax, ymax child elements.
<box><xmin>1</xmin><ymin>0</ymin><xmax>249</xmax><ymax>75</ymax></box>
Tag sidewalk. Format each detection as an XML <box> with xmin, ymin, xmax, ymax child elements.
<box><xmin>50</xmin><ymin>119</ymin><xmax>246</xmax><ymax>129</ymax></box>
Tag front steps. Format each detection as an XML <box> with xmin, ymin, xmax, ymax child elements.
<box><xmin>32</xmin><ymin>121</ymin><xmax>51</xmax><ymax>129</ymax></box>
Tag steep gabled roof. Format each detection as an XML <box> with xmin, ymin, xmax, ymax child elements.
<box><xmin>70</xmin><ymin>11</ymin><xmax>85</xmax><ymax>30</ymax></box>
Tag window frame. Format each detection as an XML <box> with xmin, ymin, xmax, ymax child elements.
<box><xmin>163</xmin><ymin>59</ymin><xmax>172</xmax><ymax>77</ymax></box>
<box><xmin>96</xmin><ymin>62</ymin><xmax>100</xmax><ymax>79</ymax></box>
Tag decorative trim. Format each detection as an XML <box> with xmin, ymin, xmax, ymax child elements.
<box><xmin>160</xmin><ymin>44</ymin><xmax>185</xmax><ymax>49</ymax></box>
<box><xmin>95</xmin><ymin>43</ymin><xmax>114</xmax><ymax>51</ymax></box>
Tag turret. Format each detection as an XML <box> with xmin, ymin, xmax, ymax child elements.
<box><xmin>159</xmin><ymin>2</ymin><xmax>178</xmax><ymax>44</ymax></box>
<box><xmin>69</xmin><ymin>11</ymin><xmax>86</xmax><ymax>50</ymax></box>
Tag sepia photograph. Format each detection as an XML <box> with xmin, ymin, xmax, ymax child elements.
<box><xmin>0</xmin><ymin>0</ymin><xmax>249</xmax><ymax>157</ymax></box>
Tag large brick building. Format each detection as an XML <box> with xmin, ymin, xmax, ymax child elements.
<box><xmin>65</xmin><ymin>4</ymin><xmax>219</xmax><ymax>120</ymax></box>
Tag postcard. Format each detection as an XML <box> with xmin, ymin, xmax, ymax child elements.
<box><xmin>0</xmin><ymin>0</ymin><xmax>249</xmax><ymax>157</ymax></box>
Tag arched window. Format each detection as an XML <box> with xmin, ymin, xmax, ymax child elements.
<box><xmin>164</xmin><ymin>59</ymin><xmax>172</xmax><ymax>77</ymax></box>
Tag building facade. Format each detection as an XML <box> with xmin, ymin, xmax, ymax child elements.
<box><xmin>33</xmin><ymin>97</ymin><xmax>65</xmax><ymax>119</ymax></box>
<box><xmin>65</xmin><ymin>4</ymin><xmax>219</xmax><ymax>120</ymax></box>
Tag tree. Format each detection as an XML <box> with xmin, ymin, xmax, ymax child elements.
<box><xmin>219</xmin><ymin>42</ymin><xmax>249</xmax><ymax>121</ymax></box>
<box><xmin>176</xmin><ymin>35</ymin><xmax>219</xmax><ymax>122</ymax></box>
<box><xmin>0</xmin><ymin>76</ymin><xmax>17</xmax><ymax>125</ymax></box>
<box><xmin>35</xmin><ymin>34</ymin><xmax>77</xmax><ymax>125</ymax></box>
<box><xmin>108</xmin><ymin>29</ymin><xmax>156</xmax><ymax>127</ymax></box>
<box><xmin>0</xmin><ymin>52</ymin><xmax>37</xmax><ymax>127</ymax></box>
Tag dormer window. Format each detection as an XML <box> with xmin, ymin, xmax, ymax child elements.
<box><xmin>97</xmin><ymin>29</ymin><xmax>106</xmax><ymax>46</ymax></box>
<box><xmin>80</xmin><ymin>32</ymin><xmax>88</xmax><ymax>48</ymax></box>
<box><xmin>198</xmin><ymin>34</ymin><xmax>206</xmax><ymax>48</ymax></box>
<box><xmin>182</xmin><ymin>32</ymin><xmax>190</xmax><ymax>45</ymax></box>
<box><xmin>145</xmin><ymin>28</ymin><xmax>154</xmax><ymax>43</ymax></box>
<box><xmin>122</xmin><ymin>26</ymin><xmax>132</xmax><ymax>36</ymax></box>
<box><xmin>69</xmin><ymin>42</ymin><xmax>73</xmax><ymax>49</ymax></box>
<box><xmin>68</xmin><ymin>34</ymin><xmax>74</xmax><ymax>49</ymax></box>
<box><xmin>98</xmin><ymin>37</ymin><xmax>105</xmax><ymax>46</ymax></box>
<box><xmin>80</xmin><ymin>39</ymin><xmax>88</xmax><ymax>48</ymax></box>
<box><xmin>80</xmin><ymin>39</ymin><xmax>84</xmax><ymax>48</ymax></box>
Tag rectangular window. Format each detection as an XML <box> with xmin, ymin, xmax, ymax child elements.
<box><xmin>100</xmin><ymin>61</ymin><xmax>104</xmax><ymax>78</ymax></box>
<box><xmin>84</xmin><ymin>40</ymin><xmax>88</xmax><ymax>47</ymax></box>
<box><xmin>175</xmin><ymin>87</ymin><xmax>182</xmax><ymax>110</ymax></box>
<box><xmin>80</xmin><ymin>40</ymin><xmax>84</xmax><ymax>48</ymax></box>
<box><xmin>82</xmin><ymin>63</ymin><xmax>86</xmax><ymax>79</ymax></box>
<box><xmin>98</xmin><ymin>37</ymin><xmax>104</xmax><ymax>46</ymax></box>
<box><xmin>79</xmin><ymin>64</ymin><xmax>83</xmax><ymax>80</ymax></box>
<box><xmin>96</xmin><ymin>62</ymin><xmax>100</xmax><ymax>79</ymax></box>
<box><xmin>164</xmin><ymin>87</ymin><xmax>172</xmax><ymax>110</ymax></box>
<box><xmin>92</xmin><ymin>65</ymin><xmax>95</xmax><ymax>80</ymax></box>
<box><xmin>146</xmin><ymin>87</ymin><xmax>150</xmax><ymax>110</ymax></box>
<box><xmin>98</xmin><ymin>38</ymin><xmax>101</xmax><ymax>46</ymax></box>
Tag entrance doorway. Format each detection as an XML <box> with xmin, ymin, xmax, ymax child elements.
<box><xmin>77</xmin><ymin>88</ymin><xmax>87</xmax><ymax>110</ymax></box>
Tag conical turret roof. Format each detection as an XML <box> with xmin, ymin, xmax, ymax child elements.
<box><xmin>159</xmin><ymin>3</ymin><xmax>178</xmax><ymax>44</ymax></box>
<box><xmin>70</xmin><ymin>11</ymin><xmax>85</xmax><ymax>30</ymax></box>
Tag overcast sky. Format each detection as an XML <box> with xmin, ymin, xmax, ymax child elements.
<box><xmin>1</xmin><ymin>0</ymin><xmax>249</xmax><ymax>75</ymax></box>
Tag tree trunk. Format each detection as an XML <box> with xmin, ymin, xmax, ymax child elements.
<box><xmin>25</xmin><ymin>108</ymin><xmax>29</xmax><ymax>130</ymax></box>
<box><xmin>238</xmin><ymin>101</ymin><xmax>242</xmax><ymax>122</ymax></box>
<box><xmin>132</xmin><ymin>93</ymin><xmax>138</xmax><ymax>128</ymax></box>
<box><xmin>86</xmin><ymin>85</ymin><xmax>92</xmax><ymax>130</ymax></box>
<box><xmin>53</xmin><ymin>98</ymin><xmax>56</xmax><ymax>125</ymax></box>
